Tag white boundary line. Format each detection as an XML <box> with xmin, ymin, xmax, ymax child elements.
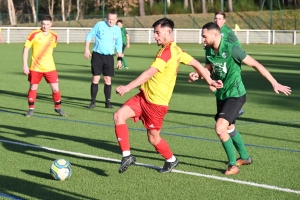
<box><xmin>1</xmin><ymin>139</ymin><xmax>300</xmax><ymax>195</ymax></box>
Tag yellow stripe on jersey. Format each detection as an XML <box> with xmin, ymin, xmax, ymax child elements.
<box><xmin>24</xmin><ymin>29</ymin><xmax>58</xmax><ymax>72</ymax></box>
<box><xmin>141</xmin><ymin>42</ymin><xmax>193</xmax><ymax>106</ymax></box>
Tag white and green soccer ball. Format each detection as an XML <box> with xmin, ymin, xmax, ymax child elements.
<box><xmin>50</xmin><ymin>159</ymin><xmax>72</xmax><ymax>181</ymax></box>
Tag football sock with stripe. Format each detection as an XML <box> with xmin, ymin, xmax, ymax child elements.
<box><xmin>221</xmin><ymin>137</ymin><xmax>237</xmax><ymax>165</ymax></box>
<box><xmin>52</xmin><ymin>91</ymin><xmax>61</xmax><ymax>109</ymax></box>
<box><xmin>154</xmin><ymin>138</ymin><xmax>173</xmax><ymax>160</ymax></box>
<box><xmin>28</xmin><ymin>89</ymin><xmax>37</xmax><ymax>109</ymax></box>
<box><xmin>90</xmin><ymin>83</ymin><xmax>98</xmax><ymax>104</ymax></box>
<box><xmin>115</xmin><ymin>124</ymin><xmax>130</xmax><ymax>155</ymax></box>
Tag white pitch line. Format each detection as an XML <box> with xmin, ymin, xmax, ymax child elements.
<box><xmin>1</xmin><ymin>139</ymin><xmax>300</xmax><ymax>195</ymax></box>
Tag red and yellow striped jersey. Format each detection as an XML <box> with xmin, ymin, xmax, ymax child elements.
<box><xmin>24</xmin><ymin>29</ymin><xmax>58</xmax><ymax>72</ymax></box>
<box><xmin>141</xmin><ymin>42</ymin><xmax>193</xmax><ymax>105</ymax></box>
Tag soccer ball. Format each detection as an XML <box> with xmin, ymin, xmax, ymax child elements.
<box><xmin>50</xmin><ymin>159</ymin><xmax>72</xmax><ymax>181</ymax></box>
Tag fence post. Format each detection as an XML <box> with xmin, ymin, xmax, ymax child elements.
<box><xmin>134</xmin><ymin>16</ymin><xmax>136</xmax><ymax>28</ymax></box>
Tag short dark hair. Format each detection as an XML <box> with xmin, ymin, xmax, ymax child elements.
<box><xmin>41</xmin><ymin>15</ymin><xmax>52</xmax><ymax>21</ymax></box>
<box><xmin>116</xmin><ymin>19</ymin><xmax>123</xmax><ymax>23</ymax></box>
<box><xmin>152</xmin><ymin>18</ymin><xmax>174</xmax><ymax>30</ymax></box>
<box><xmin>108</xmin><ymin>10</ymin><xmax>117</xmax><ymax>16</ymax></box>
<box><xmin>214</xmin><ymin>11</ymin><xmax>226</xmax><ymax>19</ymax></box>
<box><xmin>202</xmin><ymin>22</ymin><xmax>220</xmax><ymax>31</ymax></box>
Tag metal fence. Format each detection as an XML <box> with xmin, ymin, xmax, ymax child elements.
<box><xmin>1</xmin><ymin>27</ymin><xmax>299</xmax><ymax>45</ymax></box>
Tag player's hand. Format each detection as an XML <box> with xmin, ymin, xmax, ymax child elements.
<box><xmin>116</xmin><ymin>85</ymin><xmax>130</xmax><ymax>96</ymax></box>
<box><xmin>127</xmin><ymin>44</ymin><xmax>130</xmax><ymax>48</ymax></box>
<box><xmin>117</xmin><ymin>60</ymin><xmax>122</xmax><ymax>69</ymax></box>
<box><xmin>210</xmin><ymin>80</ymin><xmax>223</xmax><ymax>89</ymax></box>
<box><xmin>273</xmin><ymin>83</ymin><xmax>292</xmax><ymax>96</ymax></box>
<box><xmin>84</xmin><ymin>50</ymin><xmax>91</xmax><ymax>59</ymax></box>
<box><xmin>23</xmin><ymin>66</ymin><xmax>30</xmax><ymax>75</ymax></box>
<box><xmin>188</xmin><ymin>72</ymin><xmax>199</xmax><ymax>82</ymax></box>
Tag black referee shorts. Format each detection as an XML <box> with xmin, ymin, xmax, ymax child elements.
<box><xmin>91</xmin><ymin>52</ymin><xmax>115</xmax><ymax>76</ymax></box>
<box><xmin>214</xmin><ymin>94</ymin><xmax>246</xmax><ymax>125</ymax></box>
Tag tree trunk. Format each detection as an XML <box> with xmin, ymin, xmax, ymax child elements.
<box><xmin>149</xmin><ymin>0</ymin><xmax>153</xmax><ymax>13</ymax></box>
<box><xmin>184</xmin><ymin>0</ymin><xmax>188</xmax><ymax>9</ymax></box>
<box><xmin>228</xmin><ymin>0</ymin><xmax>233</xmax><ymax>12</ymax></box>
<box><xmin>48</xmin><ymin>0</ymin><xmax>54</xmax><ymax>19</ymax></box>
<box><xmin>76</xmin><ymin>0</ymin><xmax>80</xmax><ymax>20</ymax></box>
<box><xmin>139</xmin><ymin>0</ymin><xmax>145</xmax><ymax>16</ymax></box>
<box><xmin>7</xmin><ymin>0</ymin><xmax>17</xmax><ymax>25</ymax></box>
<box><xmin>189</xmin><ymin>0</ymin><xmax>194</xmax><ymax>13</ymax></box>
<box><xmin>67</xmin><ymin>0</ymin><xmax>72</xmax><ymax>20</ymax></box>
<box><xmin>28</xmin><ymin>0</ymin><xmax>36</xmax><ymax>24</ymax></box>
<box><xmin>167</xmin><ymin>0</ymin><xmax>171</xmax><ymax>7</ymax></box>
<box><xmin>202</xmin><ymin>0</ymin><xmax>207</xmax><ymax>13</ymax></box>
<box><xmin>61</xmin><ymin>0</ymin><xmax>65</xmax><ymax>21</ymax></box>
<box><xmin>95</xmin><ymin>0</ymin><xmax>100</xmax><ymax>12</ymax></box>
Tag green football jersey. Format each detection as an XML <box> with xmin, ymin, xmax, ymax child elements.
<box><xmin>220</xmin><ymin>24</ymin><xmax>241</xmax><ymax>47</ymax></box>
<box><xmin>205</xmin><ymin>38</ymin><xmax>247</xmax><ymax>100</ymax></box>
<box><xmin>120</xmin><ymin>27</ymin><xmax>128</xmax><ymax>45</ymax></box>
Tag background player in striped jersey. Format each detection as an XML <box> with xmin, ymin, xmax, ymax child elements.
<box><xmin>22</xmin><ymin>15</ymin><xmax>67</xmax><ymax>117</ymax></box>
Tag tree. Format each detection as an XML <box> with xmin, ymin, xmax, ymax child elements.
<box><xmin>138</xmin><ymin>0</ymin><xmax>145</xmax><ymax>16</ymax></box>
<box><xmin>189</xmin><ymin>0</ymin><xmax>194</xmax><ymax>14</ymax></box>
<box><xmin>66</xmin><ymin>0</ymin><xmax>72</xmax><ymax>20</ymax></box>
<box><xmin>202</xmin><ymin>0</ymin><xmax>207</xmax><ymax>13</ymax></box>
<box><xmin>27</xmin><ymin>0</ymin><xmax>37</xmax><ymax>24</ymax></box>
<box><xmin>149</xmin><ymin>0</ymin><xmax>153</xmax><ymax>13</ymax></box>
<box><xmin>228</xmin><ymin>0</ymin><xmax>233</xmax><ymax>12</ymax></box>
<box><xmin>184</xmin><ymin>0</ymin><xmax>188</xmax><ymax>9</ymax></box>
<box><xmin>61</xmin><ymin>0</ymin><xmax>65</xmax><ymax>21</ymax></box>
<box><xmin>76</xmin><ymin>0</ymin><xmax>81</xmax><ymax>20</ymax></box>
<box><xmin>7</xmin><ymin>0</ymin><xmax>16</xmax><ymax>25</ymax></box>
<box><xmin>48</xmin><ymin>0</ymin><xmax>54</xmax><ymax>19</ymax></box>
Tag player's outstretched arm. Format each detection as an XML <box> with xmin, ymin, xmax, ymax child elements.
<box><xmin>242</xmin><ymin>55</ymin><xmax>292</xmax><ymax>96</ymax></box>
<box><xmin>116</xmin><ymin>67</ymin><xmax>158</xmax><ymax>96</ymax></box>
<box><xmin>187</xmin><ymin>59</ymin><xmax>223</xmax><ymax>89</ymax></box>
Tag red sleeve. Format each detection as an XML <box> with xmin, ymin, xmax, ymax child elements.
<box><xmin>27</xmin><ymin>30</ymin><xmax>40</xmax><ymax>41</ymax></box>
<box><xmin>156</xmin><ymin>44</ymin><xmax>171</xmax><ymax>63</ymax></box>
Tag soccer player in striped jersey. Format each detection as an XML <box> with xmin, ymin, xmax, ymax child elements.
<box><xmin>114</xmin><ymin>18</ymin><xmax>223</xmax><ymax>174</ymax></box>
<box><xmin>22</xmin><ymin>15</ymin><xmax>67</xmax><ymax>117</ymax></box>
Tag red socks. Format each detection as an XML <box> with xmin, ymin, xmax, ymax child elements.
<box><xmin>52</xmin><ymin>91</ymin><xmax>61</xmax><ymax>109</ymax></box>
<box><xmin>115</xmin><ymin>124</ymin><xmax>130</xmax><ymax>152</ymax></box>
<box><xmin>115</xmin><ymin>124</ymin><xmax>173</xmax><ymax>160</ymax></box>
<box><xmin>154</xmin><ymin>138</ymin><xmax>173</xmax><ymax>160</ymax></box>
<box><xmin>28</xmin><ymin>89</ymin><xmax>37</xmax><ymax>109</ymax></box>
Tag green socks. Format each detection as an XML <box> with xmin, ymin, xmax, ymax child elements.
<box><xmin>122</xmin><ymin>57</ymin><xmax>128</xmax><ymax>67</ymax></box>
<box><xmin>232</xmin><ymin>131</ymin><xmax>250</xmax><ymax>160</ymax></box>
<box><xmin>222</xmin><ymin>138</ymin><xmax>236</xmax><ymax>165</ymax></box>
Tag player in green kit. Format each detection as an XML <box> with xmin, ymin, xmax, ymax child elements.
<box><xmin>214</xmin><ymin>11</ymin><xmax>240</xmax><ymax>46</ymax></box>
<box><xmin>189</xmin><ymin>22</ymin><xmax>292</xmax><ymax>175</ymax></box>
<box><xmin>116</xmin><ymin>19</ymin><xmax>130</xmax><ymax>70</ymax></box>
<box><xmin>206</xmin><ymin>11</ymin><xmax>244</xmax><ymax>116</ymax></box>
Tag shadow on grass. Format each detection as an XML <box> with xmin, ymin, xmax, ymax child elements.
<box><xmin>0</xmin><ymin>175</ymin><xmax>96</xmax><ymax>200</ymax></box>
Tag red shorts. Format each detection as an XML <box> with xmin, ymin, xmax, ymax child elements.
<box><xmin>124</xmin><ymin>91</ymin><xmax>168</xmax><ymax>131</ymax></box>
<box><xmin>28</xmin><ymin>70</ymin><xmax>59</xmax><ymax>84</ymax></box>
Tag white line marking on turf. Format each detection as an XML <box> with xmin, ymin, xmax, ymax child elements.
<box><xmin>1</xmin><ymin>139</ymin><xmax>300</xmax><ymax>195</ymax></box>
